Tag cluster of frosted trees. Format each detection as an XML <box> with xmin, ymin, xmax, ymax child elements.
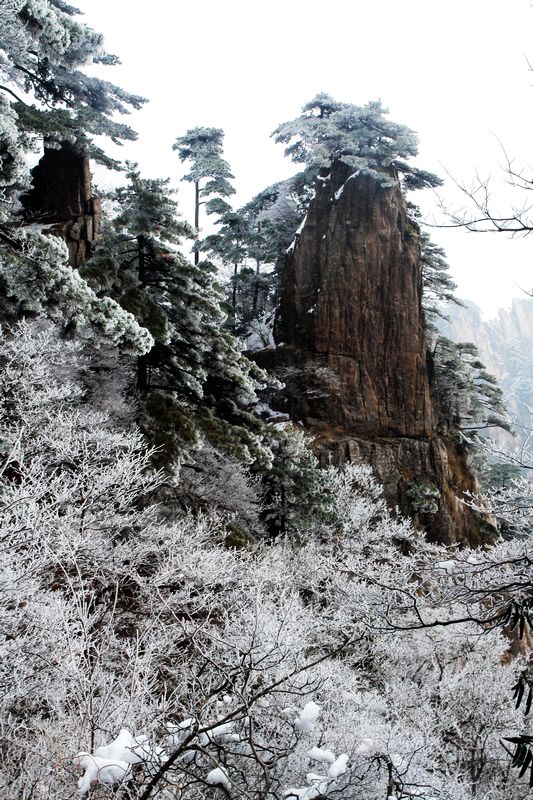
<box><xmin>1</xmin><ymin>4</ymin><xmax>532</xmax><ymax>798</ymax></box>
<box><xmin>0</xmin><ymin>322</ymin><xmax>530</xmax><ymax>800</ymax></box>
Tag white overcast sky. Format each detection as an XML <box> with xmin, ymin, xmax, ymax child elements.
<box><xmin>74</xmin><ymin>0</ymin><xmax>533</xmax><ymax>318</ymax></box>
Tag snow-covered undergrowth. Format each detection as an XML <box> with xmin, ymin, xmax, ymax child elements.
<box><xmin>0</xmin><ymin>323</ymin><xmax>529</xmax><ymax>799</ymax></box>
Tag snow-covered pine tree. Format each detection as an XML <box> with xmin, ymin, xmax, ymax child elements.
<box><xmin>0</xmin><ymin>0</ymin><xmax>146</xmax><ymax>169</ymax></box>
<box><xmin>0</xmin><ymin>1</ymin><xmax>152</xmax><ymax>353</ymax></box>
<box><xmin>200</xmin><ymin>208</ymin><xmax>255</xmax><ymax>331</ymax></box>
<box><xmin>236</xmin><ymin>180</ymin><xmax>306</xmax><ymax>340</ymax></box>
<box><xmin>258</xmin><ymin>427</ymin><xmax>337</xmax><ymax>537</ymax></box>
<box><xmin>0</xmin><ymin>220</ymin><xmax>153</xmax><ymax>352</ymax></box>
<box><xmin>273</xmin><ymin>93</ymin><xmax>443</xmax><ymax>191</ymax></box>
<box><xmin>432</xmin><ymin>336</ymin><xmax>512</xmax><ymax>435</ymax></box>
<box><xmin>173</xmin><ymin>126</ymin><xmax>235</xmax><ymax>263</ymax></box>
<box><xmin>201</xmin><ymin>180</ymin><xmax>306</xmax><ymax>343</ymax></box>
<box><xmin>420</xmin><ymin>230</ymin><xmax>464</xmax><ymax>330</ymax></box>
<box><xmin>240</xmin><ymin>178</ymin><xmax>308</xmax><ymax>272</ymax></box>
<box><xmin>82</xmin><ymin>165</ymin><xmax>273</xmax><ymax>467</ymax></box>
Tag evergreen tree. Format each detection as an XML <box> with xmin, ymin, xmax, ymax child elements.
<box><xmin>201</xmin><ymin>207</ymin><xmax>276</xmax><ymax>339</ymax></box>
<box><xmin>201</xmin><ymin>208</ymin><xmax>254</xmax><ymax>330</ymax></box>
<box><xmin>203</xmin><ymin>181</ymin><xmax>304</xmax><ymax>340</ymax></box>
<box><xmin>259</xmin><ymin>427</ymin><xmax>337</xmax><ymax>536</ymax></box>
<box><xmin>173</xmin><ymin>127</ymin><xmax>235</xmax><ymax>264</ymax></box>
<box><xmin>0</xmin><ymin>0</ymin><xmax>146</xmax><ymax>169</ymax></box>
<box><xmin>0</xmin><ymin>223</ymin><xmax>153</xmax><ymax>352</ymax></box>
<box><xmin>273</xmin><ymin>93</ymin><xmax>442</xmax><ymax>191</ymax></box>
<box><xmin>239</xmin><ymin>179</ymin><xmax>308</xmax><ymax>270</ymax></box>
<box><xmin>82</xmin><ymin>166</ymin><xmax>273</xmax><ymax>467</ymax></box>
<box><xmin>420</xmin><ymin>231</ymin><xmax>464</xmax><ymax>330</ymax></box>
<box><xmin>0</xmin><ymin>1</ymin><xmax>152</xmax><ymax>352</ymax></box>
<box><xmin>432</xmin><ymin>336</ymin><xmax>512</xmax><ymax>435</ymax></box>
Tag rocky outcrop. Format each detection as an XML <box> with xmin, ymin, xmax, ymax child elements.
<box><xmin>256</xmin><ymin>161</ymin><xmax>488</xmax><ymax>545</ymax></box>
<box><xmin>20</xmin><ymin>141</ymin><xmax>100</xmax><ymax>266</ymax></box>
<box><xmin>275</xmin><ymin>161</ymin><xmax>432</xmax><ymax>438</ymax></box>
<box><xmin>321</xmin><ymin>433</ymin><xmax>488</xmax><ymax>546</ymax></box>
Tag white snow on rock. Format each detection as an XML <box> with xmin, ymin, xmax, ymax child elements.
<box><xmin>208</xmin><ymin>721</ymin><xmax>240</xmax><ymax>742</ymax></box>
<box><xmin>166</xmin><ymin>717</ymin><xmax>196</xmax><ymax>748</ymax></box>
<box><xmin>73</xmin><ymin>753</ymin><xmax>131</xmax><ymax>795</ymax></box>
<box><xmin>253</xmin><ymin>402</ymin><xmax>289</xmax><ymax>422</ymax></box>
<box><xmin>94</xmin><ymin>728</ymin><xmax>148</xmax><ymax>764</ymax></box>
<box><xmin>327</xmin><ymin>753</ymin><xmax>349</xmax><ymax>778</ymax></box>
<box><xmin>435</xmin><ymin>559</ymin><xmax>456</xmax><ymax>574</ymax></box>
<box><xmin>295</xmin><ymin>214</ymin><xmax>308</xmax><ymax>235</ymax></box>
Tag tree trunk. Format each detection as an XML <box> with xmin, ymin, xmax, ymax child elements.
<box><xmin>232</xmin><ymin>262</ymin><xmax>238</xmax><ymax>327</ymax></box>
<box><xmin>194</xmin><ymin>180</ymin><xmax>200</xmax><ymax>265</ymax></box>
<box><xmin>137</xmin><ymin>234</ymin><xmax>146</xmax><ymax>283</ymax></box>
<box><xmin>252</xmin><ymin>258</ymin><xmax>260</xmax><ymax>313</ymax></box>
<box><xmin>137</xmin><ymin>234</ymin><xmax>148</xmax><ymax>390</ymax></box>
<box><xmin>137</xmin><ymin>355</ymin><xmax>148</xmax><ymax>391</ymax></box>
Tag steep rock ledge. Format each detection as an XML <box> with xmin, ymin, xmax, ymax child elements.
<box><xmin>255</xmin><ymin>162</ymin><xmax>488</xmax><ymax>545</ymax></box>
<box><xmin>20</xmin><ymin>141</ymin><xmax>100</xmax><ymax>266</ymax></box>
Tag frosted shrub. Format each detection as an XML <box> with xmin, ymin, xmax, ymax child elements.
<box><xmin>0</xmin><ymin>323</ymin><xmax>528</xmax><ymax>799</ymax></box>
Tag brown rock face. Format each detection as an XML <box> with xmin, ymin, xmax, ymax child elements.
<box><xmin>258</xmin><ymin>161</ymin><xmax>488</xmax><ymax>545</ymax></box>
<box><xmin>275</xmin><ymin>161</ymin><xmax>432</xmax><ymax>437</ymax></box>
<box><xmin>20</xmin><ymin>141</ymin><xmax>100</xmax><ymax>266</ymax></box>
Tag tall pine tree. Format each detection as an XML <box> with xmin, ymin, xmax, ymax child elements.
<box><xmin>173</xmin><ymin>127</ymin><xmax>235</xmax><ymax>264</ymax></box>
<box><xmin>82</xmin><ymin>166</ymin><xmax>273</xmax><ymax>467</ymax></box>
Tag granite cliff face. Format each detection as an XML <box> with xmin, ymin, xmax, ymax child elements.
<box><xmin>258</xmin><ymin>161</ymin><xmax>487</xmax><ymax>545</ymax></box>
<box><xmin>276</xmin><ymin>161</ymin><xmax>432</xmax><ymax>438</ymax></box>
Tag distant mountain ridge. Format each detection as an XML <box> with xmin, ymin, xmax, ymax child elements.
<box><xmin>439</xmin><ymin>297</ymin><xmax>533</xmax><ymax>448</ymax></box>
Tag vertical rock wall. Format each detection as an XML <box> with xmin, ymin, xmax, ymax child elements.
<box><xmin>276</xmin><ymin>161</ymin><xmax>432</xmax><ymax>438</ymax></box>
<box><xmin>259</xmin><ymin>161</ymin><xmax>489</xmax><ymax>545</ymax></box>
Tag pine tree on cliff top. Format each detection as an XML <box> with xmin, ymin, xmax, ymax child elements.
<box><xmin>273</xmin><ymin>93</ymin><xmax>442</xmax><ymax>190</ymax></box>
<box><xmin>0</xmin><ymin>0</ymin><xmax>146</xmax><ymax>169</ymax></box>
